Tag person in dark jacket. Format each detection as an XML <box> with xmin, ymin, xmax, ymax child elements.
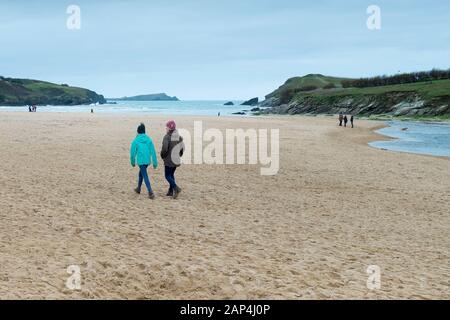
<box><xmin>343</xmin><ymin>115</ymin><xmax>348</xmax><ymax>127</ymax></box>
<box><xmin>338</xmin><ymin>113</ymin><xmax>343</xmax><ymax>126</ymax></box>
<box><xmin>350</xmin><ymin>115</ymin><xmax>354</xmax><ymax>128</ymax></box>
<box><xmin>161</xmin><ymin>120</ymin><xmax>185</xmax><ymax>199</ymax></box>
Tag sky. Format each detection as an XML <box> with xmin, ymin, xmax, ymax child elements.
<box><xmin>0</xmin><ymin>0</ymin><xmax>449</xmax><ymax>100</ymax></box>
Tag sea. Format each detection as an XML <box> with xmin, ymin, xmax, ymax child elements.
<box><xmin>370</xmin><ymin>121</ymin><xmax>450</xmax><ymax>158</ymax></box>
<box><xmin>0</xmin><ymin>100</ymin><xmax>249</xmax><ymax>116</ymax></box>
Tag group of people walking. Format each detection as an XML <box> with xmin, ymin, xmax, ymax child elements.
<box><xmin>28</xmin><ymin>105</ymin><xmax>37</xmax><ymax>112</ymax></box>
<box><xmin>130</xmin><ymin>120</ymin><xmax>185</xmax><ymax>200</ymax></box>
<box><xmin>338</xmin><ymin>113</ymin><xmax>354</xmax><ymax>128</ymax></box>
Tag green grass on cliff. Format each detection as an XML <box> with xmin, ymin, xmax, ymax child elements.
<box><xmin>264</xmin><ymin>74</ymin><xmax>450</xmax><ymax>117</ymax></box>
<box><xmin>307</xmin><ymin>78</ymin><xmax>450</xmax><ymax>99</ymax></box>
<box><xmin>0</xmin><ymin>77</ymin><xmax>105</xmax><ymax>106</ymax></box>
<box><xmin>267</xmin><ymin>74</ymin><xmax>450</xmax><ymax>98</ymax></box>
<box><xmin>20</xmin><ymin>80</ymin><xmax>92</xmax><ymax>97</ymax></box>
<box><xmin>267</xmin><ymin>74</ymin><xmax>450</xmax><ymax>101</ymax></box>
<box><xmin>266</xmin><ymin>74</ymin><xmax>352</xmax><ymax>98</ymax></box>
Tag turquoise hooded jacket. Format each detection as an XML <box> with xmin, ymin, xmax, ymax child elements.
<box><xmin>130</xmin><ymin>134</ymin><xmax>158</xmax><ymax>167</ymax></box>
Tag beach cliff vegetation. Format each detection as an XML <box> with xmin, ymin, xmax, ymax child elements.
<box><xmin>261</xmin><ymin>71</ymin><xmax>450</xmax><ymax>117</ymax></box>
<box><xmin>0</xmin><ymin>77</ymin><xmax>106</xmax><ymax>106</ymax></box>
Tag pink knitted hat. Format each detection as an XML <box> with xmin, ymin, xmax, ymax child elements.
<box><xmin>166</xmin><ymin>120</ymin><xmax>176</xmax><ymax>130</ymax></box>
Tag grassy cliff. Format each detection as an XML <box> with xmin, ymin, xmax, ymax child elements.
<box><xmin>266</xmin><ymin>74</ymin><xmax>351</xmax><ymax>99</ymax></box>
<box><xmin>0</xmin><ymin>77</ymin><xmax>106</xmax><ymax>106</ymax></box>
<box><xmin>263</xmin><ymin>74</ymin><xmax>450</xmax><ymax>117</ymax></box>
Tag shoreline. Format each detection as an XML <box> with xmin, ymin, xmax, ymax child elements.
<box><xmin>2</xmin><ymin>104</ymin><xmax>450</xmax><ymax>122</ymax></box>
<box><xmin>2</xmin><ymin>109</ymin><xmax>448</xmax><ymax>159</ymax></box>
<box><xmin>368</xmin><ymin>121</ymin><xmax>450</xmax><ymax>159</ymax></box>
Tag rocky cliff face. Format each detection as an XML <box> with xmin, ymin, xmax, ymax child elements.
<box><xmin>262</xmin><ymin>91</ymin><xmax>450</xmax><ymax>117</ymax></box>
<box><xmin>261</xmin><ymin>74</ymin><xmax>450</xmax><ymax>117</ymax></box>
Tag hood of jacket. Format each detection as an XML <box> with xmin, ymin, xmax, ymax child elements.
<box><xmin>168</xmin><ymin>129</ymin><xmax>183</xmax><ymax>143</ymax></box>
<box><xmin>135</xmin><ymin>133</ymin><xmax>151</xmax><ymax>143</ymax></box>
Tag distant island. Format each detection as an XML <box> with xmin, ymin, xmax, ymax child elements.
<box><xmin>260</xmin><ymin>70</ymin><xmax>450</xmax><ymax>117</ymax></box>
<box><xmin>0</xmin><ymin>76</ymin><xmax>106</xmax><ymax>106</ymax></box>
<box><xmin>111</xmin><ymin>93</ymin><xmax>179</xmax><ymax>101</ymax></box>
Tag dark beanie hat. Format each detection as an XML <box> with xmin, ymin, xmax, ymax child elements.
<box><xmin>137</xmin><ymin>123</ymin><xmax>146</xmax><ymax>134</ymax></box>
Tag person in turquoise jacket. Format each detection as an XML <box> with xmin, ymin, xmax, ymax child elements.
<box><xmin>130</xmin><ymin>123</ymin><xmax>158</xmax><ymax>199</ymax></box>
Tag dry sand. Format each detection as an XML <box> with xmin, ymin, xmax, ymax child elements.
<box><xmin>0</xmin><ymin>112</ymin><xmax>449</xmax><ymax>299</ymax></box>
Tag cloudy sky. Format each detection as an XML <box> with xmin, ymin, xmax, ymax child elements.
<box><xmin>1</xmin><ymin>0</ymin><xmax>449</xmax><ymax>99</ymax></box>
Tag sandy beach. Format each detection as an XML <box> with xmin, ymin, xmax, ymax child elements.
<box><xmin>0</xmin><ymin>112</ymin><xmax>449</xmax><ymax>299</ymax></box>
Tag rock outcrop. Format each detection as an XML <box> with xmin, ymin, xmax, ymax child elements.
<box><xmin>241</xmin><ymin>97</ymin><xmax>259</xmax><ymax>106</ymax></box>
<box><xmin>262</xmin><ymin>92</ymin><xmax>450</xmax><ymax>116</ymax></box>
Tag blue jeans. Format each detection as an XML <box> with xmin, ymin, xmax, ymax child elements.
<box><xmin>165</xmin><ymin>166</ymin><xmax>177</xmax><ymax>191</ymax></box>
<box><xmin>138</xmin><ymin>165</ymin><xmax>153</xmax><ymax>193</ymax></box>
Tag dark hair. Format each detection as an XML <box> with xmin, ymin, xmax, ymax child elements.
<box><xmin>137</xmin><ymin>123</ymin><xmax>146</xmax><ymax>134</ymax></box>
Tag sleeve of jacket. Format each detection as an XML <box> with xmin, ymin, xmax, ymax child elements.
<box><xmin>148</xmin><ymin>139</ymin><xmax>158</xmax><ymax>168</ymax></box>
<box><xmin>160</xmin><ymin>135</ymin><xmax>169</xmax><ymax>159</ymax></box>
<box><xmin>130</xmin><ymin>139</ymin><xmax>137</xmax><ymax>166</ymax></box>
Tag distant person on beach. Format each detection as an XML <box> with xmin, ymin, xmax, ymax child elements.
<box><xmin>343</xmin><ymin>115</ymin><xmax>348</xmax><ymax>127</ymax></box>
<box><xmin>161</xmin><ymin>120</ymin><xmax>185</xmax><ymax>199</ymax></box>
<box><xmin>28</xmin><ymin>106</ymin><xmax>32</xmax><ymax>112</ymax></box>
<box><xmin>350</xmin><ymin>115</ymin><xmax>354</xmax><ymax>128</ymax></box>
<box><xmin>130</xmin><ymin>123</ymin><xmax>158</xmax><ymax>199</ymax></box>
<box><xmin>338</xmin><ymin>113</ymin><xmax>343</xmax><ymax>126</ymax></box>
